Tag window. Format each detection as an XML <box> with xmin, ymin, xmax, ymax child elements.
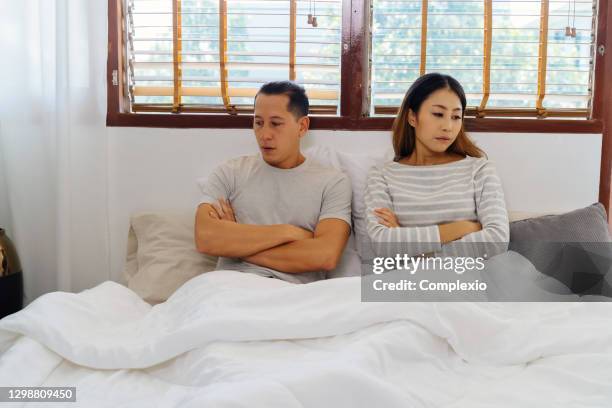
<box><xmin>126</xmin><ymin>0</ymin><xmax>342</xmax><ymax>114</ymax></box>
<box><xmin>107</xmin><ymin>0</ymin><xmax>608</xmax><ymax>131</ymax></box>
<box><xmin>371</xmin><ymin>0</ymin><xmax>597</xmax><ymax>117</ymax></box>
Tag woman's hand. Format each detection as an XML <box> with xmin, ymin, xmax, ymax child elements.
<box><xmin>438</xmin><ymin>220</ymin><xmax>482</xmax><ymax>243</ymax></box>
<box><xmin>465</xmin><ymin>220</ymin><xmax>482</xmax><ymax>234</ymax></box>
<box><xmin>374</xmin><ymin>208</ymin><xmax>400</xmax><ymax>228</ymax></box>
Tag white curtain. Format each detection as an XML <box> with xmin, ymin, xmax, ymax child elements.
<box><xmin>0</xmin><ymin>0</ymin><xmax>110</xmax><ymax>304</ymax></box>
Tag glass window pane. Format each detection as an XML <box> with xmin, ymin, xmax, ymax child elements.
<box><xmin>127</xmin><ymin>0</ymin><xmax>341</xmax><ymax>113</ymax></box>
<box><xmin>371</xmin><ymin>0</ymin><xmax>596</xmax><ymax>115</ymax></box>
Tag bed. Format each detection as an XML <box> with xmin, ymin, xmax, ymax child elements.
<box><xmin>1</xmin><ymin>271</ymin><xmax>612</xmax><ymax>407</ymax></box>
<box><xmin>1</xmin><ymin>146</ymin><xmax>611</xmax><ymax>407</ymax></box>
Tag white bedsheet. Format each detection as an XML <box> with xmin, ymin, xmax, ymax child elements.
<box><xmin>1</xmin><ymin>270</ymin><xmax>611</xmax><ymax>407</ymax></box>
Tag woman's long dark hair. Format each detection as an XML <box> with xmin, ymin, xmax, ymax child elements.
<box><xmin>392</xmin><ymin>73</ymin><xmax>485</xmax><ymax>160</ymax></box>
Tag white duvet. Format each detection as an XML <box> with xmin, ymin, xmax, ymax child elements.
<box><xmin>1</xmin><ymin>270</ymin><xmax>611</xmax><ymax>407</ymax></box>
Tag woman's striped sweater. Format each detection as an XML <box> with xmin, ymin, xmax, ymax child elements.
<box><xmin>364</xmin><ymin>156</ymin><xmax>510</xmax><ymax>259</ymax></box>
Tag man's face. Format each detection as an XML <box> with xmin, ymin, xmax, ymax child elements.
<box><xmin>253</xmin><ymin>93</ymin><xmax>309</xmax><ymax>169</ymax></box>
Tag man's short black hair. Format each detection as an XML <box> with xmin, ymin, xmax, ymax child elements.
<box><xmin>255</xmin><ymin>81</ymin><xmax>309</xmax><ymax>119</ymax></box>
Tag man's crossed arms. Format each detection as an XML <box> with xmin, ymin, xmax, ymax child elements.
<box><xmin>195</xmin><ymin>199</ymin><xmax>350</xmax><ymax>274</ymax></box>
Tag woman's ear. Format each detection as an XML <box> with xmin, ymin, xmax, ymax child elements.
<box><xmin>408</xmin><ymin>109</ymin><xmax>417</xmax><ymax>127</ymax></box>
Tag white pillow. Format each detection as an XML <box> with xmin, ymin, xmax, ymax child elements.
<box><xmin>123</xmin><ymin>225</ymin><xmax>139</xmax><ymax>283</ymax></box>
<box><xmin>304</xmin><ymin>145</ymin><xmax>366</xmax><ymax>278</ymax></box>
<box><xmin>325</xmin><ymin>233</ymin><xmax>363</xmax><ymax>279</ymax></box>
<box><xmin>336</xmin><ymin>149</ymin><xmax>394</xmax><ymax>260</ymax></box>
<box><xmin>124</xmin><ymin>211</ymin><xmax>218</xmax><ymax>304</ymax></box>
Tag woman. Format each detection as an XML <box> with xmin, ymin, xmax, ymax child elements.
<box><xmin>364</xmin><ymin>73</ymin><xmax>509</xmax><ymax>260</ymax></box>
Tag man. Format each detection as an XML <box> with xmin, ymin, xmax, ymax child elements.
<box><xmin>194</xmin><ymin>81</ymin><xmax>352</xmax><ymax>284</ymax></box>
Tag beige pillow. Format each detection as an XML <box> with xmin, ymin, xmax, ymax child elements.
<box><xmin>124</xmin><ymin>211</ymin><xmax>218</xmax><ymax>305</ymax></box>
<box><xmin>124</xmin><ymin>225</ymin><xmax>139</xmax><ymax>282</ymax></box>
<box><xmin>508</xmin><ymin>211</ymin><xmax>561</xmax><ymax>222</ymax></box>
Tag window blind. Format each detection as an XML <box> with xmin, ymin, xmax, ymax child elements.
<box><xmin>371</xmin><ymin>0</ymin><xmax>597</xmax><ymax>118</ymax></box>
<box><xmin>125</xmin><ymin>0</ymin><xmax>342</xmax><ymax>114</ymax></box>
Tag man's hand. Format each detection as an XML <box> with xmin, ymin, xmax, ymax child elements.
<box><xmin>208</xmin><ymin>199</ymin><xmax>311</xmax><ymax>240</ymax></box>
<box><xmin>195</xmin><ymin>202</ymin><xmax>316</xmax><ymax>258</ymax></box>
<box><xmin>243</xmin><ymin>227</ymin><xmax>314</xmax><ymax>264</ymax></box>
<box><xmin>374</xmin><ymin>207</ymin><xmax>400</xmax><ymax>228</ymax></box>
<box><xmin>209</xmin><ymin>198</ymin><xmax>236</xmax><ymax>222</ymax></box>
<box><xmin>289</xmin><ymin>226</ymin><xmax>315</xmax><ymax>241</ymax></box>
<box><xmin>242</xmin><ymin>219</ymin><xmax>350</xmax><ymax>273</ymax></box>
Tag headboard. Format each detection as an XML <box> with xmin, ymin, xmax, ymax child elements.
<box><xmin>107</xmin><ymin>127</ymin><xmax>602</xmax><ymax>282</ymax></box>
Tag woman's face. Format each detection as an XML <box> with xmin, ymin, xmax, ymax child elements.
<box><xmin>408</xmin><ymin>88</ymin><xmax>463</xmax><ymax>155</ymax></box>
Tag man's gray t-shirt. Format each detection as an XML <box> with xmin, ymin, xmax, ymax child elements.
<box><xmin>197</xmin><ymin>154</ymin><xmax>352</xmax><ymax>284</ymax></box>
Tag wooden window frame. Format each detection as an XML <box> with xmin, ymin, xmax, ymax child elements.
<box><xmin>107</xmin><ymin>0</ymin><xmax>612</xmax><ymax>214</ymax></box>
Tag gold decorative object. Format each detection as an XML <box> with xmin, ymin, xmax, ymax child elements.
<box><xmin>307</xmin><ymin>0</ymin><xmax>317</xmax><ymax>27</ymax></box>
<box><xmin>0</xmin><ymin>228</ymin><xmax>24</xmax><ymax>319</ymax></box>
<box><xmin>0</xmin><ymin>228</ymin><xmax>22</xmax><ymax>277</ymax></box>
<box><xmin>565</xmin><ymin>0</ymin><xmax>577</xmax><ymax>38</ymax></box>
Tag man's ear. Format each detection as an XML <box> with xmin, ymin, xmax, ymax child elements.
<box><xmin>298</xmin><ymin>116</ymin><xmax>310</xmax><ymax>138</ymax></box>
<box><xmin>407</xmin><ymin>109</ymin><xmax>417</xmax><ymax>128</ymax></box>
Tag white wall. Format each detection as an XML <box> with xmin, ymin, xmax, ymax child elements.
<box><xmin>0</xmin><ymin>130</ymin><xmax>13</xmax><ymax>237</ymax></box>
<box><xmin>108</xmin><ymin>128</ymin><xmax>602</xmax><ymax>281</ymax></box>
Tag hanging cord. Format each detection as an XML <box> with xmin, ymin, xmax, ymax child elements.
<box><xmin>566</xmin><ymin>0</ymin><xmax>571</xmax><ymax>36</ymax></box>
<box><xmin>308</xmin><ymin>0</ymin><xmax>313</xmax><ymax>24</ymax></box>
<box><xmin>571</xmin><ymin>0</ymin><xmax>576</xmax><ymax>37</ymax></box>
